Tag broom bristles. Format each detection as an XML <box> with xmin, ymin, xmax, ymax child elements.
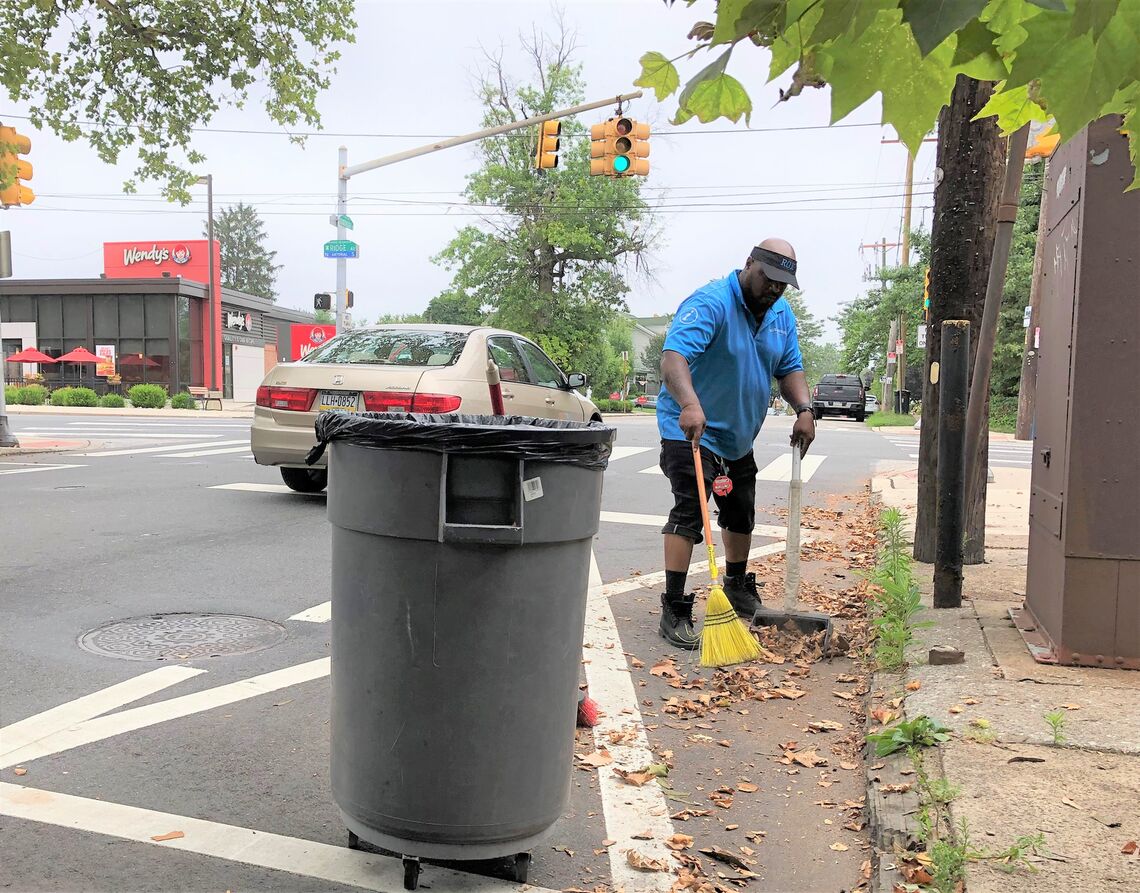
<box><xmin>700</xmin><ymin>584</ymin><xmax>762</xmax><ymax>668</ymax></box>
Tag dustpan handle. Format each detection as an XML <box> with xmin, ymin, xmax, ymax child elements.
<box><xmin>785</xmin><ymin>443</ymin><xmax>802</xmax><ymax>609</ymax></box>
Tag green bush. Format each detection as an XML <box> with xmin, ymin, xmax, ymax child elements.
<box><xmin>990</xmin><ymin>395</ymin><xmax>1018</xmax><ymax>434</ymax></box>
<box><xmin>99</xmin><ymin>393</ymin><xmax>126</xmax><ymax>408</ymax></box>
<box><xmin>17</xmin><ymin>384</ymin><xmax>47</xmax><ymax>405</ymax></box>
<box><xmin>864</xmin><ymin>411</ymin><xmax>916</xmax><ymax>428</ymax></box>
<box><xmin>67</xmin><ymin>387</ymin><xmax>99</xmax><ymax>407</ymax></box>
<box><xmin>594</xmin><ymin>398</ymin><xmax>633</xmax><ymax>413</ymax></box>
<box><xmin>170</xmin><ymin>391</ymin><xmax>198</xmax><ymax>410</ymax></box>
<box><xmin>50</xmin><ymin>387</ymin><xmax>77</xmax><ymax>406</ymax></box>
<box><xmin>4</xmin><ymin>385</ymin><xmax>22</xmax><ymax>405</ymax></box>
<box><xmin>127</xmin><ymin>383</ymin><xmax>168</xmax><ymax>408</ymax></box>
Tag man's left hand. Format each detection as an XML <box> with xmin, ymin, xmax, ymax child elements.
<box><xmin>791</xmin><ymin>412</ymin><xmax>815</xmax><ymax>458</ymax></box>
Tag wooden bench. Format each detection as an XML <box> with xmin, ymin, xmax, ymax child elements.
<box><xmin>188</xmin><ymin>386</ymin><xmax>224</xmax><ymax>410</ymax></box>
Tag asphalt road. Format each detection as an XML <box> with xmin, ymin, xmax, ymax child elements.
<box><xmin>2</xmin><ymin>411</ymin><xmax>911</xmax><ymax>893</ymax></box>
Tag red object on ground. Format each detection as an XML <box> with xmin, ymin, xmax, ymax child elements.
<box><xmin>576</xmin><ymin>693</ymin><xmax>600</xmax><ymax>728</ymax></box>
<box><xmin>6</xmin><ymin>348</ymin><xmax>57</xmax><ymax>364</ymax></box>
<box><xmin>56</xmin><ymin>347</ymin><xmax>102</xmax><ymax>364</ymax></box>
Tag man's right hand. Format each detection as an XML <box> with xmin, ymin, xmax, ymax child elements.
<box><xmin>679</xmin><ymin>401</ymin><xmax>707</xmax><ymax>443</ymax></box>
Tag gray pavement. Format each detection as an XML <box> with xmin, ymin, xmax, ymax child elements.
<box><xmin>1</xmin><ymin>412</ymin><xmax>897</xmax><ymax>893</ymax></box>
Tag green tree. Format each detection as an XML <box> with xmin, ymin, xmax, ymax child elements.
<box><xmin>375</xmin><ymin>313</ymin><xmax>426</xmax><ymax>325</ymax></box>
<box><xmin>1</xmin><ymin>0</ymin><xmax>356</xmax><ymax>200</ymax></box>
<box><xmin>992</xmin><ymin>169</ymin><xmax>1043</xmax><ymax>401</ymax></box>
<box><xmin>313</xmin><ymin>308</ymin><xmax>333</xmax><ymax>323</ymax></box>
<box><xmin>428</xmin><ymin>25</ymin><xmax>656</xmax><ymax>386</ymax></box>
<box><xmin>782</xmin><ymin>289</ymin><xmax>838</xmax><ymax>387</ymax></box>
<box><xmin>640</xmin><ymin>1</ymin><xmax>1140</xmax><ymax>186</ymax></box>
<box><xmin>205</xmin><ymin>203</ymin><xmax>281</xmax><ymax>301</ymax></box>
<box><xmin>641</xmin><ymin>327</ymin><xmax>669</xmax><ymax>374</ymax></box>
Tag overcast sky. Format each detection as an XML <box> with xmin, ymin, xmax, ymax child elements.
<box><xmin>3</xmin><ymin>0</ymin><xmax>937</xmax><ymax>342</ymax></box>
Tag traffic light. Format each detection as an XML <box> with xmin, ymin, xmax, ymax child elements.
<box><xmin>923</xmin><ymin>267</ymin><xmax>931</xmax><ymax>322</ymax></box>
<box><xmin>345</xmin><ymin>289</ymin><xmax>354</xmax><ymax>309</ymax></box>
<box><xmin>314</xmin><ymin>292</ymin><xmax>332</xmax><ymax>310</ymax></box>
<box><xmin>0</xmin><ymin>125</ymin><xmax>34</xmax><ymax>208</ymax></box>
<box><xmin>534</xmin><ymin>120</ymin><xmax>561</xmax><ymax>170</ymax></box>
<box><xmin>589</xmin><ymin>116</ymin><xmax>650</xmax><ymax>177</ymax></box>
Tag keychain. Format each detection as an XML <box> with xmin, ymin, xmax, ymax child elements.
<box><xmin>712</xmin><ymin>473</ymin><xmax>733</xmax><ymax>497</ymax></box>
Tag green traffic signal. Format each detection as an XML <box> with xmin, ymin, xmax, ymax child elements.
<box><xmin>613</xmin><ymin>155</ymin><xmax>631</xmax><ymax>173</ymax></box>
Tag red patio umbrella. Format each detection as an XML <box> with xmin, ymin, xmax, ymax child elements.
<box><xmin>5</xmin><ymin>348</ymin><xmax>58</xmax><ymax>364</ymax></box>
<box><xmin>57</xmin><ymin>347</ymin><xmax>102</xmax><ymax>364</ymax></box>
<box><xmin>118</xmin><ymin>353</ymin><xmax>160</xmax><ymax>368</ymax></box>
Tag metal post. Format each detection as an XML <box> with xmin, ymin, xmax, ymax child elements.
<box><xmin>901</xmin><ymin>152</ymin><xmax>915</xmax><ymax>266</ymax></box>
<box><xmin>934</xmin><ymin>320</ymin><xmax>970</xmax><ymax>608</ymax></box>
<box><xmin>0</xmin><ymin>231</ymin><xmax>17</xmax><ymax>447</ymax></box>
<box><xmin>205</xmin><ymin>174</ymin><xmax>216</xmax><ymax>390</ymax></box>
<box><xmin>336</xmin><ymin>145</ymin><xmax>348</xmax><ymax>335</ymax></box>
<box><xmin>885</xmin><ymin>317</ymin><xmax>898</xmax><ymax>411</ymax></box>
<box><xmin>1016</xmin><ymin>160</ymin><xmax>1049</xmax><ymax>441</ymax></box>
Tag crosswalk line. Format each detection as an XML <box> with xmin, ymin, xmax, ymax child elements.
<box><xmin>0</xmin><ymin>463</ymin><xmax>87</xmax><ymax>476</ymax></box>
<box><xmin>80</xmin><ymin>439</ymin><xmax>247</xmax><ymax>457</ymax></box>
<box><xmin>161</xmin><ymin>446</ymin><xmax>253</xmax><ymax>458</ymax></box>
<box><xmin>638</xmin><ymin>464</ymin><xmax>664</xmax><ymax>475</ymax></box>
<box><xmin>755</xmin><ymin>453</ymin><xmax>827</xmax><ymax>482</ymax></box>
<box><xmin>608</xmin><ymin>445</ymin><xmax>655</xmax><ymax>462</ymax></box>
<box><xmin>22</xmin><ymin>430</ymin><xmax>222</xmax><ymax>439</ymax></box>
<box><xmin>211</xmin><ymin>482</ymin><xmax>298</xmax><ymax>494</ymax></box>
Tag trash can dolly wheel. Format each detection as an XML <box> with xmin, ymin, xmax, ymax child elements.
<box><xmin>510</xmin><ymin>852</ymin><xmax>531</xmax><ymax>883</ymax></box>
<box><xmin>402</xmin><ymin>856</ymin><xmax>422</xmax><ymax>890</ymax></box>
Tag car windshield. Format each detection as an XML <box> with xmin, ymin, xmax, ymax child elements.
<box><xmin>301</xmin><ymin>329</ymin><xmax>468</xmax><ymax>366</ymax></box>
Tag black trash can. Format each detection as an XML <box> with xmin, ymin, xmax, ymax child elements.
<box><xmin>309</xmin><ymin>412</ymin><xmax>615</xmax><ymax>873</ymax></box>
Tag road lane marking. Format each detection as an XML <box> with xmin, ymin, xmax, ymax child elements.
<box><xmin>600</xmin><ymin>509</ymin><xmax>788</xmax><ymax>539</ymax></box>
<box><xmin>754</xmin><ymin>453</ymin><xmax>827</xmax><ymax>482</ymax></box>
<box><xmin>20</xmin><ymin>430</ymin><xmax>224</xmax><ymax>439</ymax></box>
<box><xmin>584</xmin><ymin>551</ymin><xmax>674</xmax><ymax>893</ymax></box>
<box><xmin>0</xmin><ymin>463</ymin><xmax>87</xmax><ymax>476</ymax></box>
<box><xmin>0</xmin><ymin>783</ymin><xmax>553</xmax><ymax>893</ymax></box>
<box><xmin>0</xmin><ymin>667</ymin><xmax>204</xmax><ymax>759</ymax></box>
<box><xmin>638</xmin><ymin>464</ymin><xmax>664</xmax><ymax>475</ymax></box>
<box><xmin>80</xmin><ymin>439</ymin><xmax>248</xmax><ymax>457</ymax></box>
<box><xmin>162</xmin><ymin>446</ymin><xmax>254</xmax><ymax>458</ymax></box>
<box><xmin>0</xmin><ymin>659</ymin><xmax>330</xmax><ymax>770</ymax></box>
<box><xmin>608</xmin><ymin>445</ymin><xmax>654</xmax><ymax>462</ymax></box>
<box><xmin>290</xmin><ymin>602</ymin><xmax>333</xmax><ymax>623</ymax></box>
<box><xmin>211</xmin><ymin>482</ymin><xmax>301</xmax><ymax>494</ymax></box>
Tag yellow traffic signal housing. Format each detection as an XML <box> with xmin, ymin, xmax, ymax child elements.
<box><xmin>0</xmin><ymin>125</ymin><xmax>34</xmax><ymax>207</ymax></box>
<box><xmin>534</xmin><ymin>120</ymin><xmax>561</xmax><ymax>170</ymax></box>
<box><xmin>589</xmin><ymin>116</ymin><xmax>650</xmax><ymax>177</ymax></box>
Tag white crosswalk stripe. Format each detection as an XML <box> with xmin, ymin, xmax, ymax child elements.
<box><xmin>161</xmin><ymin>446</ymin><xmax>253</xmax><ymax>458</ymax></box>
<box><xmin>21</xmin><ymin>430</ymin><xmax>224</xmax><ymax>439</ymax></box>
<box><xmin>608</xmin><ymin>445</ymin><xmax>654</xmax><ymax>462</ymax></box>
<box><xmin>0</xmin><ymin>462</ymin><xmax>87</xmax><ymax>476</ymax></box>
<box><xmin>639</xmin><ymin>454</ymin><xmax>828</xmax><ymax>481</ymax></box>
<box><xmin>80</xmin><ymin>439</ymin><xmax>248</xmax><ymax>457</ymax></box>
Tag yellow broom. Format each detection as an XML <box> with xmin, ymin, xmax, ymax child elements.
<box><xmin>692</xmin><ymin>442</ymin><xmax>762</xmax><ymax>668</ymax></box>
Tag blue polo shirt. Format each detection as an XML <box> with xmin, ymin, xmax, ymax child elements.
<box><xmin>657</xmin><ymin>271</ymin><xmax>804</xmax><ymax>460</ymax></box>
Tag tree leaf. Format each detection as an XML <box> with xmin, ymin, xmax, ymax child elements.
<box><xmin>1025</xmin><ymin>0</ymin><xmax>1066</xmax><ymax>10</ymax></box>
<box><xmin>950</xmin><ymin>19</ymin><xmax>1009</xmax><ymax>79</ymax></box>
<box><xmin>712</xmin><ymin>0</ymin><xmax>783</xmax><ymax>46</ymax></box>
<box><xmin>635</xmin><ymin>51</ymin><xmax>680</xmax><ymax>101</ymax></box>
<box><xmin>769</xmin><ymin>1</ymin><xmax>824</xmax><ymax>80</ymax></box>
<box><xmin>675</xmin><ymin>54</ymin><xmax>753</xmax><ymax>126</ymax></box>
<box><xmin>975</xmin><ymin>83</ymin><xmax>1050</xmax><ymax>133</ymax></box>
<box><xmin>1068</xmin><ymin>0</ymin><xmax>1119</xmax><ymax>40</ymax></box>
<box><xmin>901</xmin><ymin>0</ymin><xmax>989</xmax><ymax>56</ymax></box>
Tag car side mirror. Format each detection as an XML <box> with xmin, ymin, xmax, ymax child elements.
<box><xmin>566</xmin><ymin>373</ymin><xmax>586</xmax><ymax>388</ymax></box>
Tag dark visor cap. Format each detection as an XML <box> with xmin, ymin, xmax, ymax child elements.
<box><xmin>750</xmin><ymin>246</ymin><xmax>799</xmax><ymax>289</ymax></box>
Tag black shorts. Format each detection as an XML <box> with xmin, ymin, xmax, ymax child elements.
<box><xmin>659</xmin><ymin>439</ymin><xmax>757</xmax><ymax>543</ymax></box>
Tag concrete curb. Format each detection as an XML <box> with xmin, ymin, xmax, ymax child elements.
<box><xmin>6</xmin><ymin>405</ymin><xmax>254</xmax><ymax>419</ymax></box>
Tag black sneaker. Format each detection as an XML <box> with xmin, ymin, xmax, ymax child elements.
<box><xmin>659</xmin><ymin>593</ymin><xmax>700</xmax><ymax>650</ymax></box>
<box><xmin>723</xmin><ymin>572</ymin><xmax>764</xmax><ymax>620</ymax></box>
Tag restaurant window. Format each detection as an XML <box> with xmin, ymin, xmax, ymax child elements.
<box><xmin>93</xmin><ymin>296</ymin><xmax>118</xmax><ymax>339</ymax></box>
<box><xmin>119</xmin><ymin>294</ymin><xmax>144</xmax><ymax>338</ymax></box>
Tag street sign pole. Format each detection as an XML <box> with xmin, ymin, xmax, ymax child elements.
<box><xmin>336</xmin><ymin>145</ymin><xmax>348</xmax><ymax>335</ymax></box>
<box><xmin>0</xmin><ymin>231</ymin><xmax>17</xmax><ymax>447</ymax></box>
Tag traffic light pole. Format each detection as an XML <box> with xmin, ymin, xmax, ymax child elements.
<box><xmin>333</xmin><ymin>89</ymin><xmax>644</xmax><ymax>330</ymax></box>
<box><xmin>0</xmin><ymin>230</ymin><xmax>17</xmax><ymax>448</ymax></box>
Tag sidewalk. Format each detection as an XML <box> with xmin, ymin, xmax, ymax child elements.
<box><xmin>866</xmin><ymin>469</ymin><xmax>1140</xmax><ymax>891</ymax></box>
<box><xmin>5</xmin><ymin>401</ymin><xmax>254</xmax><ymax>419</ymax></box>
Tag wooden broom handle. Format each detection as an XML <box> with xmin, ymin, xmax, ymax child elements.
<box><xmin>691</xmin><ymin>442</ymin><xmax>719</xmax><ymax>582</ymax></box>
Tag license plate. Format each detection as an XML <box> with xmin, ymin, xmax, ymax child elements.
<box><xmin>318</xmin><ymin>391</ymin><xmax>360</xmax><ymax>412</ymax></box>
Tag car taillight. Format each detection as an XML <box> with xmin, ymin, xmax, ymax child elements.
<box><xmin>412</xmin><ymin>393</ymin><xmax>462</xmax><ymax>413</ymax></box>
<box><xmin>256</xmin><ymin>386</ymin><xmax>316</xmax><ymax>412</ymax></box>
<box><xmin>362</xmin><ymin>391</ymin><xmax>414</xmax><ymax>412</ymax></box>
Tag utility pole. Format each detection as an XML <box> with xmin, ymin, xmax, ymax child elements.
<box><xmin>901</xmin><ymin>152</ymin><xmax>915</xmax><ymax>266</ymax></box>
<box><xmin>333</xmin><ymin>90</ymin><xmax>645</xmax><ymax>333</ymax></box>
<box><xmin>886</xmin><ymin>317</ymin><xmax>898</xmax><ymax>410</ymax></box>
<box><xmin>0</xmin><ymin>230</ymin><xmax>17</xmax><ymax>448</ymax></box>
<box><xmin>897</xmin><ymin>312</ymin><xmax>907</xmax><ymax>412</ymax></box>
<box><xmin>1016</xmin><ymin>161</ymin><xmax>1049</xmax><ymax>441</ymax></box>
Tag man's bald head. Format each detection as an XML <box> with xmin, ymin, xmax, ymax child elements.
<box><xmin>758</xmin><ymin>237</ymin><xmax>796</xmax><ymax>259</ymax></box>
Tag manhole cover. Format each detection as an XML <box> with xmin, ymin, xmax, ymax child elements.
<box><xmin>79</xmin><ymin>613</ymin><xmax>287</xmax><ymax>661</ymax></box>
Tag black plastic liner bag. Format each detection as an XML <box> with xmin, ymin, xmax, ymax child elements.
<box><xmin>307</xmin><ymin>412</ymin><xmax>616</xmax><ymax>470</ymax></box>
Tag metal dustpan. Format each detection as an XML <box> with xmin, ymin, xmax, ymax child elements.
<box><xmin>750</xmin><ymin>444</ymin><xmax>834</xmax><ymax>648</ymax></box>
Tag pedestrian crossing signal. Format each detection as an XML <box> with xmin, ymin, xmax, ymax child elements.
<box><xmin>589</xmin><ymin>117</ymin><xmax>650</xmax><ymax>178</ymax></box>
<box><xmin>534</xmin><ymin>120</ymin><xmax>561</xmax><ymax>170</ymax></box>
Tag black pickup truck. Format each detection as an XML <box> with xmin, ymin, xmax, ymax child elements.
<box><xmin>812</xmin><ymin>373</ymin><xmax>866</xmax><ymax>422</ymax></box>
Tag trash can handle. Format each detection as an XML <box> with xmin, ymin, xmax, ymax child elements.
<box><xmin>438</xmin><ymin>455</ymin><xmax>526</xmax><ymax>545</ymax></box>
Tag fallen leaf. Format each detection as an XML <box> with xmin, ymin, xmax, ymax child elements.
<box><xmin>963</xmin><ymin>697</ymin><xmax>980</xmax><ymax>705</ymax></box>
<box><xmin>671</xmin><ymin>808</ymin><xmax>712</xmax><ymax>821</ymax></box>
<box><xmin>833</xmin><ymin>691</ymin><xmax>856</xmax><ymax>701</ymax></box>
<box><xmin>836</xmin><ymin>674</ymin><xmax>859</xmax><ymax>683</ymax></box>
<box><xmin>737</xmin><ymin>782</ymin><xmax>759</xmax><ymax>793</ymax></box>
<box><xmin>632</xmin><ymin>829</ymin><xmax>654</xmax><ymax>840</ymax></box>
<box><xmin>880</xmin><ymin>783</ymin><xmax>912</xmax><ymax>794</ymax></box>
<box><xmin>665</xmin><ymin>833</ymin><xmax>694</xmax><ymax>850</ymax></box>
<box><xmin>840</xmin><ymin>761</ymin><xmax>859</xmax><ymax>771</ymax></box>
<box><xmin>905</xmin><ymin>680</ymin><xmax>921</xmax><ymax>692</ymax></box>
<box><xmin>626</xmin><ymin>850</ymin><xmax>670</xmax><ymax>872</ymax></box>
<box><xmin>711</xmin><ymin>796</ymin><xmax>734</xmax><ymax>810</ymax></box>
<box><xmin>651</xmin><ymin>659</ymin><xmax>682</xmax><ymax>680</ymax></box>
<box><xmin>630</xmin><ymin>657</ymin><xmax>644</xmax><ymax>669</ymax></box>
<box><xmin>552</xmin><ymin>845</ymin><xmax>575</xmax><ymax>857</ymax></box>
<box><xmin>725</xmin><ymin>824</ymin><xmax>739</xmax><ymax>831</ymax></box>
<box><xmin>1062</xmin><ymin>797</ymin><xmax>1082</xmax><ymax>810</ymax></box>
<box><xmin>948</xmin><ymin>705</ymin><xmax>964</xmax><ymax>714</ymax></box>
<box><xmin>700</xmin><ymin>846</ymin><xmax>752</xmax><ymax>870</ymax></box>
<box><xmin>613</xmin><ymin>767</ymin><xmax>655</xmax><ymax>786</ymax></box>
<box><xmin>577</xmin><ymin>749</ymin><xmax>614</xmax><ymax>769</ymax></box>
<box><xmin>151</xmin><ymin>831</ymin><xmax>185</xmax><ymax>842</ymax></box>
<box><xmin>807</xmin><ymin>720</ymin><xmax>844</xmax><ymax>733</ymax></box>
<box><xmin>602</xmin><ymin>839</ymin><xmax>616</xmax><ymax>847</ymax></box>
<box><xmin>772</xmin><ymin>687</ymin><xmax>806</xmax><ymax>700</ymax></box>
<box><xmin>870</xmin><ymin>707</ymin><xmax>896</xmax><ymax>725</ymax></box>
<box><xmin>844</xmin><ymin>820</ymin><xmax>867</xmax><ymax>832</ymax></box>
<box><xmin>1058</xmin><ymin>703</ymin><xmax>1081</xmax><ymax>710</ymax></box>
<box><xmin>888</xmin><ymin>697</ymin><xmax>904</xmax><ymax>709</ymax></box>
<box><xmin>1121</xmin><ymin>840</ymin><xmax>1138</xmax><ymax>855</ymax></box>
<box><xmin>607</xmin><ymin>728</ymin><xmax>638</xmax><ymax>746</ymax></box>
<box><xmin>1007</xmin><ymin>755</ymin><xmax>1047</xmax><ymax>764</ymax></box>
<box><xmin>860</xmin><ymin>858</ymin><xmax>872</xmax><ymax>879</ymax></box>
<box><xmin>789</xmin><ymin>749</ymin><xmax>826</xmax><ymax>768</ymax></box>
<box><xmin>830</xmin><ymin>842</ymin><xmax>849</xmax><ymax>852</ymax></box>
<box><xmin>13</xmin><ymin>768</ymin><xmax>27</xmax><ymax>776</ymax></box>
<box><xmin>717</xmin><ymin>740</ymin><xmax>732</xmax><ymax>748</ymax></box>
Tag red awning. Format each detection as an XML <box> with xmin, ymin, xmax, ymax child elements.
<box><xmin>5</xmin><ymin>348</ymin><xmax>58</xmax><ymax>364</ymax></box>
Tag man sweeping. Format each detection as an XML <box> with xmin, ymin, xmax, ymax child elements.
<box><xmin>655</xmin><ymin>238</ymin><xmax>816</xmax><ymax>649</ymax></box>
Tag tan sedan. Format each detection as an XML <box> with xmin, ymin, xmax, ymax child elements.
<box><xmin>252</xmin><ymin>324</ymin><xmax>602</xmax><ymax>492</ymax></box>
